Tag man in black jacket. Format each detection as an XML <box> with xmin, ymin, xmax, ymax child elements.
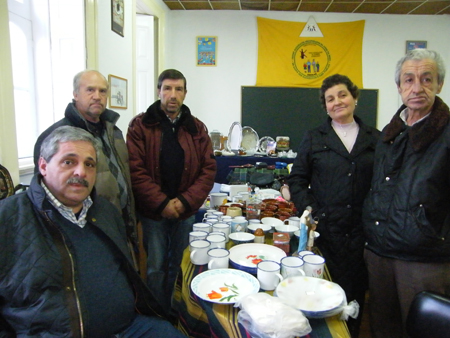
<box><xmin>0</xmin><ymin>126</ymin><xmax>185</xmax><ymax>337</ymax></box>
<box><xmin>363</xmin><ymin>49</ymin><xmax>450</xmax><ymax>338</ymax></box>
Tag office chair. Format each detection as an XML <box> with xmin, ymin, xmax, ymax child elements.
<box><xmin>406</xmin><ymin>291</ymin><xmax>450</xmax><ymax>338</ymax></box>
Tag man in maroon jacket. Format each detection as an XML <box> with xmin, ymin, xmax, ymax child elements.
<box><xmin>127</xmin><ymin>69</ymin><xmax>216</xmax><ymax>318</ymax></box>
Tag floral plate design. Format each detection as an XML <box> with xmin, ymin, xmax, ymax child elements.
<box><xmin>191</xmin><ymin>268</ymin><xmax>260</xmax><ymax>304</ymax></box>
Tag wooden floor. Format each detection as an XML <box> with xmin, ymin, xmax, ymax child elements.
<box><xmin>359</xmin><ymin>292</ymin><xmax>372</xmax><ymax>338</ymax></box>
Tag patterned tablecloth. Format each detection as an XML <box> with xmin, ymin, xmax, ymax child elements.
<box><xmin>173</xmin><ymin>244</ymin><xmax>350</xmax><ymax>338</ymax></box>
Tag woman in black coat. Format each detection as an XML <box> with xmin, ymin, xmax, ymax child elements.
<box><xmin>288</xmin><ymin>74</ymin><xmax>380</xmax><ymax>338</ymax></box>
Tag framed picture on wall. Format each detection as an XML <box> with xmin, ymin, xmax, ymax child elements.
<box><xmin>111</xmin><ymin>0</ymin><xmax>124</xmax><ymax>36</ymax></box>
<box><xmin>405</xmin><ymin>40</ymin><xmax>427</xmax><ymax>53</ymax></box>
<box><xmin>108</xmin><ymin>75</ymin><xmax>127</xmax><ymax>109</ymax></box>
<box><xmin>197</xmin><ymin>36</ymin><xmax>217</xmax><ymax>66</ymax></box>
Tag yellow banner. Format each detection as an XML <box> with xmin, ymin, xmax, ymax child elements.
<box><xmin>257</xmin><ymin>17</ymin><xmax>365</xmax><ymax>88</ymax></box>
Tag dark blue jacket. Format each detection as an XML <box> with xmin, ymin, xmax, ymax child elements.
<box><xmin>288</xmin><ymin>115</ymin><xmax>380</xmax><ymax>298</ymax></box>
<box><xmin>363</xmin><ymin>96</ymin><xmax>450</xmax><ymax>262</ymax></box>
<box><xmin>0</xmin><ymin>175</ymin><xmax>163</xmax><ymax>337</ymax></box>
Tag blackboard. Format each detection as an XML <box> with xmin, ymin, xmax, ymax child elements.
<box><xmin>241</xmin><ymin>86</ymin><xmax>378</xmax><ymax>152</ymax></box>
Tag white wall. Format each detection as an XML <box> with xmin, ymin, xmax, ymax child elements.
<box><xmin>164</xmin><ymin>11</ymin><xmax>450</xmax><ymax>139</ymax></box>
<box><xmin>96</xmin><ymin>0</ymin><xmax>136</xmax><ymax>133</ymax></box>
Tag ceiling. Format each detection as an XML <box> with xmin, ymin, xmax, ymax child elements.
<box><xmin>161</xmin><ymin>0</ymin><xmax>450</xmax><ymax>15</ymax></box>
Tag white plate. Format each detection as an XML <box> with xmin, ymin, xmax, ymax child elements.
<box><xmin>258</xmin><ymin>136</ymin><xmax>275</xmax><ymax>153</ymax></box>
<box><xmin>241</xmin><ymin>126</ymin><xmax>259</xmax><ymax>155</ymax></box>
<box><xmin>275</xmin><ymin>276</ymin><xmax>346</xmax><ymax>318</ymax></box>
<box><xmin>227</xmin><ymin>122</ymin><xmax>242</xmax><ymax>151</ymax></box>
<box><xmin>229</xmin><ymin>243</ymin><xmax>286</xmax><ymax>274</ymax></box>
<box><xmin>191</xmin><ymin>268</ymin><xmax>260</xmax><ymax>304</ymax></box>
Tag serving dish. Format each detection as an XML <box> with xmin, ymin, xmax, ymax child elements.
<box><xmin>191</xmin><ymin>268</ymin><xmax>260</xmax><ymax>304</ymax></box>
<box><xmin>275</xmin><ymin>276</ymin><xmax>346</xmax><ymax>318</ymax></box>
<box><xmin>229</xmin><ymin>232</ymin><xmax>255</xmax><ymax>245</ymax></box>
<box><xmin>229</xmin><ymin>243</ymin><xmax>286</xmax><ymax>274</ymax></box>
<box><xmin>247</xmin><ymin>223</ymin><xmax>272</xmax><ymax>234</ymax></box>
<box><xmin>241</xmin><ymin>126</ymin><xmax>259</xmax><ymax>156</ymax></box>
<box><xmin>260</xmin><ymin>217</ymin><xmax>284</xmax><ymax>229</ymax></box>
<box><xmin>275</xmin><ymin>224</ymin><xmax>298</xmax><ymax>238</ymax></box>
<box><xmin>258</xmin><ymin>136</ymin><xmax>275</xmax><ymax>153</ymax></box>
<box><xmin>227</xmin><ymin>122</ymin><xmax>242</xmax><ymax>152</ymax></box>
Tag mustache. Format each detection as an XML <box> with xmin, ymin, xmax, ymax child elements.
<box><xmin>67</xmin><ymin>177</ymin><xmax>89</xmax><ymax>187</ymax></box>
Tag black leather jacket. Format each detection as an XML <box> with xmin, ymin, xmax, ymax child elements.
<box><xmin>363</xmin><ymin>96</ymin><xmax>450</xmax><ymax>262</ymax></box>
<box><xmin>0</xmin><ymin>175</ymin><xmax>163</xmax><ymax>337</ymax></box>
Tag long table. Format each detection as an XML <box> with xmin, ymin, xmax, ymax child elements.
<box><xmin>173</xmin><ymin>245</ymin><xmax>350</xmax><ymax>338</ymax></box>
<box><xmin>214</xmin><ymin>155</ymin><xmax>294</xmax><ymax>184</ymax></box>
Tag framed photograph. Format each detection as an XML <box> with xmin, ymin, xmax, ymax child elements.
<box><xmin>197</xmin><ymin>36</ymin><xmax>217</xmax><ymax>66</ymax></box>
<box><xmin>406</xmin><ymin>40</ymin><xmax>427</xmax><ymax>53</ymax></box>
<box><xmin>108</xmin><ymin>75</ymin><xmax>127</xmax><ymax>109</ymax></box>
<box><xmin>111</xmin><ymin>0</ymin><xmax>124</xmax><ymax>37</ymax></box>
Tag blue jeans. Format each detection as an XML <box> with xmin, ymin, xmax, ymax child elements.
<box><xmin>115</xmin><ymin>314</ymin><xmax>186</xmax><ymax>337</ymax></box>
<box><xmin>139</xmin><ymin>214</ymin><xmax>194</xmax><ymax>316</ymax></box>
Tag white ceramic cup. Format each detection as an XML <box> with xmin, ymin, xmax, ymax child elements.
<box><xmin>193</xmin><ymin>222</ymin><xmax>211</xmax><ymax>233</ymax></box>
<box><xmin>213</xmin><ymin>211</ymin><xmax>224</xmax><ymax>219</ymax></box>
<box><xmin>212</xmin><ymin>223</ymin><xmax>231</xmax><ymax>242</ymax></box>
<box><xmin>207</xmin><ymin>248</ymin><xmax>230</xmax><ymax>270</ymax></box>
<box><xmin>298</xmin><ymin>250</ymin><xmax>315</xmax><ymax>258</ymax></box>
<box><xmin>303</xmin><ymin>254</ymin><xmax>325</xmax><ymax>278</ymax></box>
<box><xmin>248</xmin><ymin>219</ymin><xmax>261</xmax><ymax>225</ymax></box>
<box><xmin>189</xmin><ymin>230</ymin><xmax>209</xmax><ymax>243</ymax></box>
<box><xmin>202</xmin><ymin>215</ymin><xmax>218</xmax><ymax>222</ymax></box>
<box><xmin>206</xmin><ymin>234</ymin><xmax>226</xmax><ymax>249</ymax></box>
<box><xmin>280</xmin><ymin>256</ymin><xmax>306</xmax><ymax>278</ymax></box>
<box><xmin>221</xmin><ymin>215</ymin><xmax>232</xmax><ymax>223</ymax></box>
<box><xmin>210</xmin><ymin>193</ymin><xmax>228</xmax><ymax>208</ymax></box>
<box><xmin>239</xmin><ymin>191</ymin><xmax>250</xmax><ymax>202</ymax></box>
<box><xmin>209</xmin><ymin>231</ymin><xmax>226</xmax><ymax>237</ymax></box>
<box><xmin>230</xmin><ymin>219</ymin><xmax>248</xmax><ymax>233</ymax></box>
<box><xmin>257</xmin><ymin>260</ymin><xmax>284</xmax><ymax>291</ymax></box>
<box><xmin>190</xmin><ymin>239</ymin><xmax>211</xmax><ymax>265</ymax></box>
<box><xmin>205</xmin><ymin>209</ymin><xmax>216</xmax><ymax>216</ymax></box>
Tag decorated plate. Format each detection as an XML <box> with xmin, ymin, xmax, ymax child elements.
<box><xmin>275</xmin><ymin>276</ymin><xmax>346</xmax><ymax>318</ymax></box>
<box><xmin>241</xmin><ymin>126</ymin><xmax>259</xmax><ymax>156</ymax></box>
<box><xmin>258</xmin><ymin>136</ymin><xmax>275</xmax><ymax>153</ymax></box>
<box><xmin>191</xmin><ymin>268</ymin><xmax>260</xmax><ymax>304</ymax></box>
<box><xmin>227</xmin><ymin>122</ymin><xmax>242</xmax><ymax>151</ymax></box>
<box><xmin>229</xmin><ymin>243</ymin><xmax>286</xmax><ymax>274</ymax></box>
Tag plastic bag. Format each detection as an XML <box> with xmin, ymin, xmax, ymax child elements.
<box><xmin>235</xmin><ymin>292</ymin><xmax>312</xmax><ymax>338</ymax></box>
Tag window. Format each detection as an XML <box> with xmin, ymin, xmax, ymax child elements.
<box><xmin>8</xmin><ymin>0</ymin><xmax>85</xmax><ymax>172</ymax></box>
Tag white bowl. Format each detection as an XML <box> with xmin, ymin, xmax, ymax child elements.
<box><xmin>247</xmin><ymin>223</ymin><xmax>272</xmax><ymax>234</ymax></box>
<box><xmin>275</xmin><ymin>224</ymin><xmax>298</xmax><ymax>237</ymax></box>
<box><xmin>294</xmin><ymin>230</ymin><xmax>320</xmax><ymax>239</ymax></box>
<box><xmin>261</xmin><ymin>217</ymin><xmax>284</xmax><ymax>228</ymax></box>
<box><xmin>229</xmin><ymin>232</ymin><xmax>255</xmax><ymax>245</ymax></box>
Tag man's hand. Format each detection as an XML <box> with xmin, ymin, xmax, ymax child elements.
<box><xmin>161</xmin><ymin>199</ymin><xmax>180</xmax><ymax>219</ymax></box>
<box><xmin>173</xmin><ymin>198</ymin><xmax>186</xmax><ymax>214</ymax></box>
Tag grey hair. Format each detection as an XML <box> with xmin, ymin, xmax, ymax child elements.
<box><xmin>395</xmin><ymin>49</ymin><xmax>446</xmax><ymax>86</ymax></box>
<box><xmin>40</xmin><ymin>126</ymin><xmax>101</xmax><ymax>163</ymax></box>
<box><xmin>73</xmin><ymin>70</ymin><xmax>109</xmax><ymax>94</ymax></box>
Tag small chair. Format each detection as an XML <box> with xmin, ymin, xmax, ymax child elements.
<box><xmin>406</xmin><ymin>291</ymin><xmax>450</xmax><ymax>338</ymax></box>
<box><xmin>0</xmin><ymin>164</ymin><xmax>29</xmax><ymax>200</ymax></box>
